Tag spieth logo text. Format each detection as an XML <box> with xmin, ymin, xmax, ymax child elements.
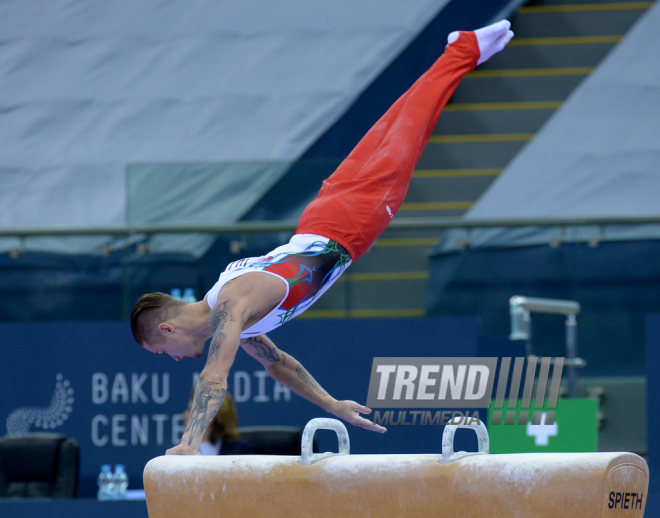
<box><xmin>367</xmin><ymin>357</ymin><xmax>564</xmax><ymax>426</ymax></box>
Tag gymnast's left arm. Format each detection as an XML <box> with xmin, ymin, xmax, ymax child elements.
<box><xmin>241</xmin><ymin>335</ymin><xmax>386</xmax><ymax>433</ymax></box>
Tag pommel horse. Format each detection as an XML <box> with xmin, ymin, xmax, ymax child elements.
<box><xmin>144</xmin><ymin>418</ymin><xmax>649</xmax><ymax>517</ymax></box>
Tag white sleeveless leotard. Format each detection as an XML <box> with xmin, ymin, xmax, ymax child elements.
<box><xmin>205</xmin><ymin>234</ymin><xmax>352</xmax><ymax>338</ymax></box>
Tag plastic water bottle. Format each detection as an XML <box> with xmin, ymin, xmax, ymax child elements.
<box><xmin>183</xmin><ymin>288</ymin><xmax>197</xmax><ymax>303</ymax></box>
<box><xmin>113</xmin><ymin>464</ymin><xmax>129</xmax><ymax>499</ymax></box>
<box><xmin>170</xmin><ymin>288</ymin><xmax>182</xmax><ymax>300</ymax></box>
<box><xmin>97</xmin><ymin>464</ymin><xmax>114</xmax><ymax>501</ymax></box>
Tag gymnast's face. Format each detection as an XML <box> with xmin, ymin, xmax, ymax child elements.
<box><xmin>143</xmin><ymin>328</ymin><xmax>206</xmax><ymax>361</ymax></box>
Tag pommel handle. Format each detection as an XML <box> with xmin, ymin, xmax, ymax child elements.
<box><xmin>299</xmin><ymin>418</ymin><xmax>350</xmax><ymax>465</ymax></box>
<box><xmin>439</xmin><ymin>419</ymin><xmax>489</xmax><ymax>464</ymax></box>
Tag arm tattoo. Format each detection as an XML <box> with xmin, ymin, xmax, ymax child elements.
<box><xmin>296</xmin><ymin>365</ymin><xmax>328</xmax><ymax>396</ymax></box>
<box><xmin>209</xmin><ymin>300</ymin><xmax>233</xmax><ymax>334</ymax></box>
<box><xmin>185</xmin><ymin>377</ymin><xmax>226</xmax><ymax>446</ymax></box>
<box><xmin>208</xmin><ymin>301</ymin><xmax>235</xmax><ymax>363</ymax></box>
<box><xmin>218</xmin><ymin>279</ymin><xmax>233</xmax><ymax>293</ymax></box>
<box><xmin>244</xmin><ymin>336</ymin><xmax>280</xmax><ymax>362</ymax></box>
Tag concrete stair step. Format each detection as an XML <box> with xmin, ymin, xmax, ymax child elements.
<box><xmin>403</xmin><ymin>173</ymin><xmax>499</xmax><ymax>204</ymax></box>
<box><xmin>451</xmin><ymin>71</ymin><xmax>588</xmax><ymax>103</ymax></box>
<box><xmin>349</xmin><ymin>242</ymin><xmax>434</xmax><ymax>273</ymax></box>
<box><xmin>511</xmin><ymin>4</ymin><xmax>650</xmax><ymax>39</ymax></box>
<box><xmin>485</xmin><ymin>39</ymin><xmax>620</xmax><ymax>68</ymax></box>
<box><xmin>416</xmin><ymin>139</ymin><xmax>529</xmax><ymax>169</ymax></box>
<box><xmin>349</xmin><ymin>277</ymin><xmax>428</xmax><ymax>310</ymax></box>
<box><xmin>307</xmin><ymin>276</ymin><xmax>429</xmax><ymax>313</ymax></box>
<box><xmin>300</xmin><ymin>308</ymin><xmax>426</xmax><ymax>318</ymax></box>
<box><xmin>434</xmin><ymin>107</ymin><xmax>556</xmax><ymax>134</ymax></box>
<box><xmin>395</xmin><ymin>207</ymin><xmax>470</xmax><ymax>217</ymax></box>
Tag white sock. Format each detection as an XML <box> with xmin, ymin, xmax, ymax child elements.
<box><xmin>475</xmin><ymin>20</ymin><xmax>514</xmax><ymax>65</ymax></box>
<box><xmin>447</xmin><ymin>20</ymin><xmax>514</xmax><ymax>65</ymax></box>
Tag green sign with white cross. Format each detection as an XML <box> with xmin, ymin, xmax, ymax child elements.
<box><xmin>487</xmin><ymin>398</ymin><xmax>598</xmax><ymax>453</ymax></box>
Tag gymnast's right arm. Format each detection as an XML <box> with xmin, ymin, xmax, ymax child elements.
<box><xmin>241</xmin><ymin>335</ymin><xmax>386</xmax><ymax>433</ymax></box>
<box><xmin>167</xmin><ymin>274</ymin><xmax>286</xmax><ymax>455</ymax></box>
<box><xmin>166</xmin><ymin>298</ymin><xmax>243</xmax><ymax>455</ymax></box>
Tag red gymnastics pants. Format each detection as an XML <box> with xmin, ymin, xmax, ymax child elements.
<box><xmin>296</xmin><ymin>32</ymin><xmax>480</xmax><ymax>260</ymax></box>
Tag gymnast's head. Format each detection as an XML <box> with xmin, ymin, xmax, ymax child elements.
<box><xmin>131</xmin><ymin>292</ymin><xmax>207</xmax><ymax>361</ymax></box>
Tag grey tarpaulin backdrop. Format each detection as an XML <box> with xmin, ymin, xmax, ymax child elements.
<box><xmin>0</xmin><ymin>0</ymin><xmax>450</xmax><ymax>256</ymax></box>
<box><xmin>126</xmin><ymin>162</ymin><xmax>291</xmax><ymax>255</ymax></box>
<box><xmin>435</xmin><ymin>1</ymin><xmax>660</xmax><ymax>254</ymax></box>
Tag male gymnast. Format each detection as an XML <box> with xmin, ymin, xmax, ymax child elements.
<box><xmin>130</xmin><ymin>21</ymin><xmax>514</xmax><ymax>455</ymax></box>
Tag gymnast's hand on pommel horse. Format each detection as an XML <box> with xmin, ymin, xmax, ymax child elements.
<box><xmin>129</xmin><ymin>20</ymin><xmax>514</xmax><ymax>454</ymax></box>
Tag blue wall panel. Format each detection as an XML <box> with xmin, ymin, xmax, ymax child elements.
<box><xmin>646</xmin><ymin>315</ymin><xmax>660</xmax><ymax>470</ymax></box>
<box><xmin>0</xmin><ymin>316</ymin><xmax>478</xmax><ymax>497</ymax></box>
<box><xmin>645</xmin><ymin>315</ymin><xmax>660</xmax><ymax>516</ymax></box>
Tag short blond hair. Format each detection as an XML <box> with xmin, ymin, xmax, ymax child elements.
<box><xmin>130</xmin><ymin>292</ymin><xmax>184</xmax><ymax>346</ymax></box>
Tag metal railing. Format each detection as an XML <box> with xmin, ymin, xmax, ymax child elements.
<box><xmin>2</xmin><ymin>214</ymin><xmax>660</xmax><ymax>238</ymax></box>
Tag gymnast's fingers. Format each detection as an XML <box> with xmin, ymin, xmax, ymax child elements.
<box><xmin>351</xmin><ymin>402</ymin><xmax>372</xmax><ymax>414</ymax></box>
<box><xmin>354</xmin><ymin>414</ymin><xmax>387</xmax><ymax>433</ymax></box>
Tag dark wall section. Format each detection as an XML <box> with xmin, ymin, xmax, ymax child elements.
<box><xmin>427</xmin><ymin>240</ymin><xmax>660</xmax><ymax>375</ymax></box>
<box><xmin>646</xmin><ymin>315</ymin><xmax>660</xmax><ymax>514</ymax></box>
<box><xmin>647</xmin><ymin>315</ymin><xmax>660</xmax><ymax>469</ymax></box>
<box><xmin>0</xmin><ymin>233</ymin><xmax>286</xmax><ymax>323</ymax></box>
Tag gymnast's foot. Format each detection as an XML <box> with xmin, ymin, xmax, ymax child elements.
<box><xmin>447</xmin><ymin>20</ymin><xmax>514</xmax><ymax>65</ymax></box>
